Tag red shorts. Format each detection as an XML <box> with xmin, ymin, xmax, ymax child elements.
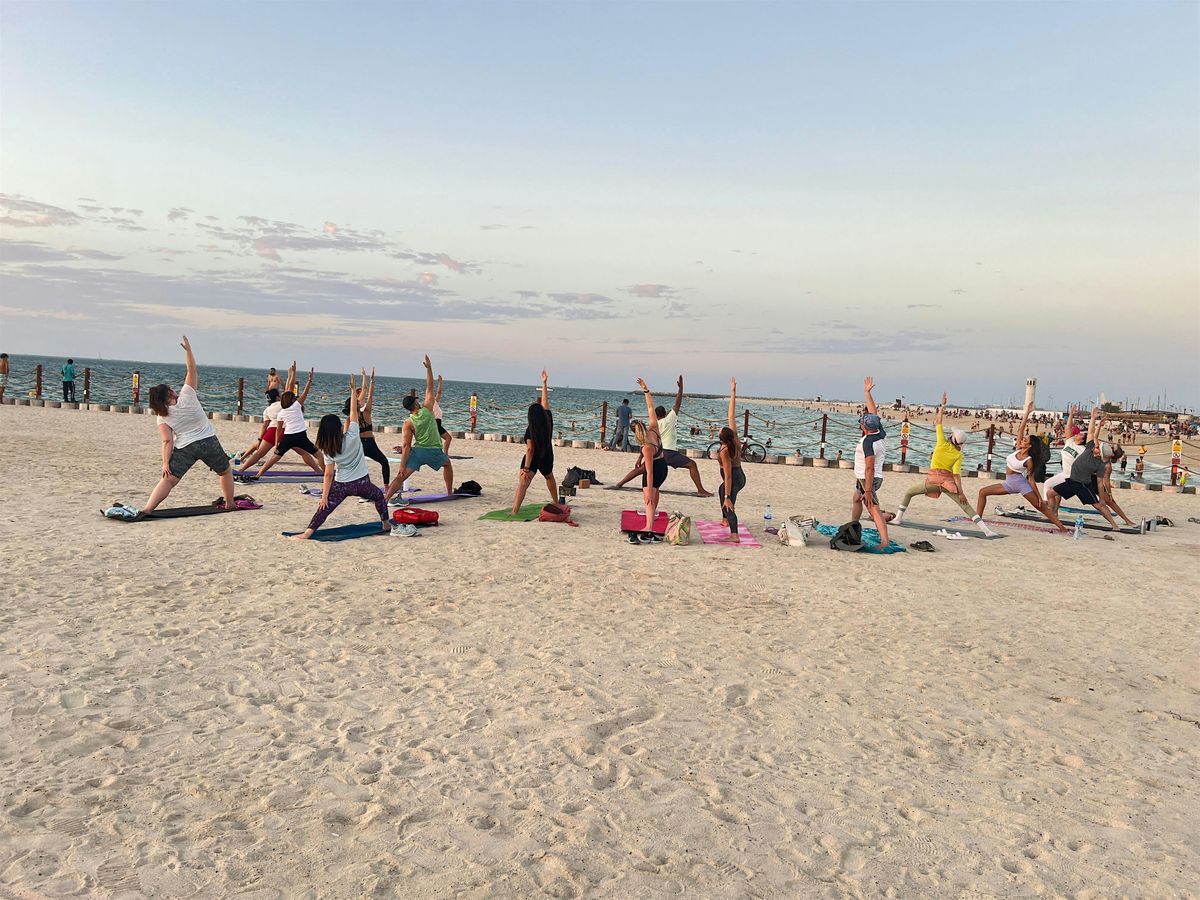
<box><xmin>263</xmin><ymin>426</ymin><xmax>278</xmax><ymax>444</ymax></box>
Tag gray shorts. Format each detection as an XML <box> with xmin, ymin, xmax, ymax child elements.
<box><xmin>855</xmin><ymin>476</ymin><xmax>884</xmax><ymax>505</ymax></box>
<box><xmin>169</xmin><ymin>435</ymin><xmax>230</xmax><ymax>479</ymax></box>
<box><xmin>662</xmin><ymin>449</ymin><xmax>692</xmax><ymax>469</ymax></box>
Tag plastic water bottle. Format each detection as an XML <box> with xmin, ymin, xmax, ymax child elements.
<box><xmin>764</xmin><ymin>504</ymin><xmax>773</xmax><ymax>531</ymax></box>
<box><xmin>1073</xmin><ymin>516</ymin><xmax>1084</xmax><ymax>541</ymax></box>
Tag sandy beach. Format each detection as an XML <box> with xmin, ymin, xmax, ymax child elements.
<box><xmin>2</xmin><ymin>402</ymin><xmax>1198</xmax><ymax>897</ymax></box>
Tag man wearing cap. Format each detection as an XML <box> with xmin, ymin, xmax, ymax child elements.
<box><xmin>851</xmin><ymin>377</ymin><xmax>894</xmax><ymax>545</ymax></box>
<box><xmin>384</xmin><ymin>354</ymin><xmax>455</xmax><ymax>503</ymax></box>
<box><xmin>607</xmin><ymin>375</ymin><xmax>713</xmax><ymax>496</ymax></box>
<box><xmin>1044</xmin><ymin>406</ymin><xmax>1122</xmax><ymax>530</ymax></box>
<box><xmin>893</xmin><ymin>391</ymin><xmax>998</xmax><ymax>536</ymax></box>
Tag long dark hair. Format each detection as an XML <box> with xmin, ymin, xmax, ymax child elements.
<box><xmin>718</xmin><ymin>425</ymin><xmax>739</xmax><ymax>461</ymax></box>
<box><xmin>148</xmin><ymin>384</ymin><xmax>172</xmax><ymax>417</ymax></box>
<box><xmin>280</xmin><ymin>390</ymin><xmax>297</xmax><ymax>409</ymax></box>
<box><xmin>526</xmin><ymin>403</ymin><xmax>551</xmax><ymax>451</ymax></box>
<box><xmin>315</xmin><ymin>414</ymin><xmax>343</xmax><ymax>457</ymax></box>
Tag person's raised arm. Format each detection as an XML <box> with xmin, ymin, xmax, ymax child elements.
<box><xmin>674</xmin><ymin>375</ymin><xmax>684</xmax><ymax>415</ymax></box>
<box><xmin>863</xmin><ymin>376</ymin><xmax>878</xmax><ymax>415</ymax></box>
<box><xmin>297</xmin><ymin>368</ymin><xmax>315</xmax><ymax>405</ymax></box>
<box><xmin>540</xmin><ymin>369</ymin><xmax>549</xmax><ymax>410</ymax></box>
<box><xmin>285</xmin><ymin>361</ymin><xmax>297</xmax><ymax>394</ymax></box>
<box><xmin>346</xmin><ymin>374</ymin><xmax>359</xmax><ymax>433</ymax></box>
<box><xmin>1016</xmin><ymin>401</ymin><xmax>1032</xmax><ymax>445</ymax></box>
<box><xmin>728</xmin><ymin>377</ymin><xmax>737</xmax><ymax>432</ymax></box>
<box><xmin>181</xmin><ymin>336</ymin><xmax>198</xmax><ymax>389</ymax></box>
<box><xmin>635</xmin><ymin>378</ymin><xmax>658</xmax><ymax>428</ymax></box>
<box><xmin>937</xmin><ymin>391</ymin><xmax>946</xmax><ymax>428</ymax></box>
<box><xmin>1086</xmin><ymin>406</ymin><xmax>1100</xmax><ymax>444</ymax></box>
<box><xmin>364</xmin><ymin>368</ymin><xmax>375</xmax><ymax>415</ymax></box>
<box><xmin>1064</xmin><ymin>403</ymin><xmax>1077</xmax><ymax>438</ymax></box>
<box><xmin>422</xmin><ymin>355</ymin><xmax>435</xmax><ymax>410</ymax></box>
<box><xmin>435</xmin><ymin>375</ymin><xmax>444</xmax><ymax>404</ymax></box>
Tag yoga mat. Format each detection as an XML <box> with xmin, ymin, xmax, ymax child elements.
<box><xmin>694</xmin><ymin>521</ymin><xmax>762</xmax><ymax>548</ymax></box>
<box><xmin>479</xmin><ymin>504</ymin><xmax>543</xmax><ymax>522</ymax></box>
<box><xmin>997</xmin><ymin>510</ymin><xmax>1143</xmax><ymax>535</ymax></box>
<box><xmin>814</xmin><ymin>523</ymin><xmax>906</xmax><ymax>554</ymax></box>
<box><xmin>895</xmin><ymin>521</ymin><xmax>1005</xmax><ymax>540</ymax></box>
<box><xmin>607</xmin><ymin>485</ymin><xmax>710</xmax><ymax>498</ymax></box>
<box><xmin>621</xmin><ymin>510</ymin><xmax>669</xmax><ymax>534</ymax></box>
<box><xmin>281</xmin><ymin>522</ymin><xmax>390</xmax><ymax>541</ymax></box>
<box><xmin>948</xmin><ymin>516</ymin><xmax>1065</xmax><ymax>535</ymax></box>
<box><xmin>235</xmin><ymin>475</ymin><xmax>313</xmax><ymax>484</ymax></box>
<box><xmin>103</xmin><ymin>500</ymin><xmax>261</xmax><ymax>521</ymax></box>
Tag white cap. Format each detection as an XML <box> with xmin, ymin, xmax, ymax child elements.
<box><xmin>950</xmin><ymin>429</ymin><xmax>966</xmax><ymax>447</ymax></box>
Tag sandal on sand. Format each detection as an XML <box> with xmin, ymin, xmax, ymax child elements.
<box><xmin>910</xmin><ymin>540</ymin><xmax>935</xmax><ymax>552</ymax></box>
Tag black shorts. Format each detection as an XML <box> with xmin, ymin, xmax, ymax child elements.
<box><xmin>435</xmin><ymin>418</ymin><xmax>448</xmax><ymax>437</ymax></box>
<box><xmin>520</xmin><ymin>451</ymin><xmax>554</xmax><ymax>479</ymax></box>
<box><xmin>1055</xmin><ymin>478</ymin><xmax>1100</xmax><ymax>505</ymax></box>
<box><xmin>662</xmin><ymin>449</ymin><xmax>692</xmax><ymax>469</ymax></box>
<box><xmin>642</xmin><ymin>456</ymin><xmax>668</xmax><ymax>489</ymax></box>
<box><xmin>275</xmin><ymin>431</ymin><xmax>318</xmax><ymax>457</ymax></box>
<box><xmin>169</xmin><ymin>435</ymin><xmax>230</xmax><ymax>479</ymax></box>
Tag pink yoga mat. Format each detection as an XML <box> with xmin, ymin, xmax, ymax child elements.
<box><xmin>621</xmin><ymin>510</ymin><xmax>668</xmax><ymax>534</ymax></box>
<box><xmin>695</xmin><ymin>520</ymin><xmax>762</xmax><ymax>548</ymax></box>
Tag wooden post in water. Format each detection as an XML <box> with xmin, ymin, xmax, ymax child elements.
<box><xmin>83</xmin><ymin>368</ymin><xmax>91</xmax><ymax>403</ymax></box>
<box><xmin>35</xmin><ymin>364</ymin><xmax>42</xmax><ymax>399</ymax></box>
<box><xmin>985</xmin><ymin>425</ymin><xmax>996</xmax><ymax>473</ymax></box>
<box><xmin>600</xmin><ymin>401</ymin><xmax>608</xmax><ymax>447</ymax></box>
<box><xmin>237</xmin><ymin>378</ymin><xmax>245</xmax><ymax>415</ymax></box>
<box><xmin>743</xmin><ymin>408</ymin><xmax>750</xmax><ymax>438</ymax></box>
<box><xmin>818</xmin><ymin>414</ymin><xmax>828</xmax><ymax>459</ymax></box>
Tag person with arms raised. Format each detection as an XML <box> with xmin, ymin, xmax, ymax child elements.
<box><xmin>511</xmin><ymin>369</ymin><xmax>559</xmax><ymax>514</ymax></box>
<box><xmin>385</xmin><ymin>355</ymin><xmax>455</xmax><ymax>503</ymax></box>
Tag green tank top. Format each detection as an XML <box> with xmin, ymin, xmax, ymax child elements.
<box><xmin>410</xmin><ymin>407</ymin><xmax>441</xmax><ymax>449</ymax></box>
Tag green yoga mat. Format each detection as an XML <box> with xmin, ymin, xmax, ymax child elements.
<box><xmin>479</xmin><ymin>504</ymin><xmax>542</xmax><ymax>522</ymax></box>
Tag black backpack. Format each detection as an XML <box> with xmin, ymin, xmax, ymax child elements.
<box><xmin>830</xmin><ymin>521</ymin><xmax>864</xmax><ymax>551</ymax></box>
<box><xmin>455</xmin><ymin>480</ymin><xmax>482</xmax><ymax>496</ymax></box>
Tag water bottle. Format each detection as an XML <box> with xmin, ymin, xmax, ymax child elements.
<box><xmin>764</xmin><ymin>504</ymin><xmax>773</xmax><ymax>531</ymax></box>
<box><xmin>1073</xmin><ymin>516</ymin><xmax>1084</xmax><ymax>541</ymax></box>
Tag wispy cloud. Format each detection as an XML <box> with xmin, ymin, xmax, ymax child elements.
<box><xmin>0</xmin><ymin>194</ymin><xmax>82</xmax><ymax>228</ymax></box>
<box><xmin>0</xmin><ymin>240</ymin><xmax>121</xmax><ymax>263</ymax></box>
<box><xmin>166</xmin><ymin>207</ymin><xmax>193</xmax><ymax>222</ymax></box>
<box><xmin>907</xmin><ymin>303</ymin><xmax>942</xmax><ymax>309</ymax></box>
<box><xmin>547</xmin><ymin>292</ymin><xmax>612</xmax><ymax>306</ymax></box>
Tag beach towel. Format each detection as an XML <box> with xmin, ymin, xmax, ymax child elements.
<box><xmin>895</xmin><ymin>521</ymin><xmax>1004</xmax><ymax>540</ymax></box>
<box><xmin>813</xmin><ymin>523</ymin><xmax>906</xmax><ymax>554</ymax></box>
<box><xmin>281</xmin><ymin>522</ymin><xmax>389</xmax><ymax>541</ymax></box>
<box><xmin>620</xmin><ymin>510</ymin><xmax>669</xmax><ymax>534</ymax></box>
<box><xmin>479</xmin><ymin>504</ymin><xmax>543</xmax><ymax>522</ymax></box>
<box><xmin>694</xmin><ymin>521</ymin><xmax>762</xmax><ymax>548</ymax></box>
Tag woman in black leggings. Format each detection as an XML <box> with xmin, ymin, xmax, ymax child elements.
<box><xmin>717</xmin><ymin>377</ymin><xmax>746</xmax><ymax>542</ymax></box>
<box><xmin>633</xmin><ymin>377</ymin><xmax>667</xmax><ymax>533</ymax></box>
<box><xmin>345</xmin><ymin>368</ymin><xmax>390</xmax><ymax>485</ymax></box>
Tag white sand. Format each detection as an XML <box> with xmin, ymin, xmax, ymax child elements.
<box><xmin>2</xmin><ymin>403</ymin><xmax>1198</xmax><ymax>897</ymax></box>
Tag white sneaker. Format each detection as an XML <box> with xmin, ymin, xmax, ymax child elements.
<box><xmin>979</xmin><ymin>522</ymin><xmax>999</xmax><ymax>538</ymax></box>
<box><xmin>893</xmin><ymin>507</ymin><xmax>907</xmax><ymax>524</ymax></box>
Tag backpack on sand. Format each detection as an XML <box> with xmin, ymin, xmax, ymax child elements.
<box><xmin>539</xmin><ymin>502</ymin><xmax>577</xmax><ymax>526</ymax></box>
<box><xmin>393</xmin><ymin>507</ymin><xmax>439</xmax><ymax>526</ymax></box>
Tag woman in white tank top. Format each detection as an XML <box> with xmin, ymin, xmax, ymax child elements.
<box><xmin>975</xmin><ymin>401</ymin><xmax>1068</xmax><ymax>531</ymax></box>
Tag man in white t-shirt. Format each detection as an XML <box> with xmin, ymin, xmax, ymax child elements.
<box><xmin>608</xmin><ymin>375</ymin><xmax>713</xmax><ymax>496</ymax></box>
<box><xmin>142</xmin><ymin>336</ymin><xmax>235</xmax><ymax>513</ymax></box>
<box><xmin>851</xmin><ymin>377</ymin><xmax>893</xmax><ymax>546</ymax></box>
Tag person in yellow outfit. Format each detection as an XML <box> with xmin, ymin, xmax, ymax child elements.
<box><xmin>893</xmin><ymin>392</ymin><xmax>998</xmax><ymax>536</ymax></box>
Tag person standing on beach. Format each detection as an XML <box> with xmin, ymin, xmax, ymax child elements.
<box><xmin>607</xmin><ymin>398</ymin><xmax>633</xmax><ymax>451</ymax></box>
<box><xmin>716</xmin><ymin>377</ymin><xmax>746</xmax><ymax>542</ymax></box>
<box><xmin>266</xmin><ymin>367</ymin><xmax>282</xmax><ymax>394</ymax></box>
<box><xmin>608</xmin><ymin>376</ymin><xmax>713</xmax><ymax>496</ymax></box>
<box><xmin>289</xmin><ymin>374</ymin><xmax>391</xmax><ymax>540</ymax></box>
<box><xmin>143</xmin><ymin>336</ymin><xmax>236</xmax><ymax>514</ymax></box>
<box><xmin>244</xmin><ymin>365</ymin><xmax>325</xmax><ymax>478</ymax></box>
<box><xmin>344</xmin><ymin>368</ymin><xmax>389</xmax><ymax>486</ymax></box>
<box><xmin>1098</xmin><ymin>446</ymin><xmax>1136</xmax><ymax>526</ymax></box>
<box><xmin>61</xmin><ymin>358</ymin><xmax>76</xmax><ymax>402</ymax></box>
<box><xmin>1043</xmin><ymin>406</ymin><xmax>1122</xmax><ymax>530</ymax></box>
<box><xmin>0</xmin><ymin>353</ymin><xmax>8</xmax><ymax>403</ymax></box>
<box><xmin>851</xmin><ymin>377</ymin><xmax>894</xmax><ymax>545</ymax></box>
<box><xmin>511</xmin><ymin>369</ymin><xmax>558</xmax><ymax>513</ymax></box>
<box><xmin>385</xmin><ymin>355</ymin><xmax>455</xmax><ymax>502</ymax></box>
<box><xmin>434</xmin><ymin>375</ymin><xmax>453</xmax><ymax>457</ymax></box>
<box><xmin>235</xmin><ymin>386</ymin><xmax>283</xmax><ymax>472</ymax></box>
<box><xmin>632</xmin><ymin>378</ymin><xmax>666</xmax><ymax>533</ymax></box>
<box><xmin>975</xmin><ymin>401</ymin><xmax>1068</xmax><ymax>531</ymax></box>
<box><xmin>1043</xmin><ymin>405</ymin><xmax>1085</xmax><ymax>509</ymax></box>
<box><xmin>893</xmin><ymin>392</ymin><xmax>998</xmax><ymax>536</ymax></box>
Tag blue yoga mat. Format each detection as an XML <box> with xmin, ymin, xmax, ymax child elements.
<box><xmin>281</xmin><ymin>523</ymin><xmax>390</xmax><ymax>542</ymax></box>
<box><xmin>814</xmin><ymin>523</ymin><xmax>906</xmax><ymax>554</ymax></box>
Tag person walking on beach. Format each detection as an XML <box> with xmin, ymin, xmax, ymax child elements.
<box><xmin>716</xmin><ymin>377</ymin><xmax>746</xmax><ymax>542</ymax></box>
<box><xmin>893</xmin><ymin>392</ymin><xmax>998</xmax><ymax>536</ymax></box>
<box><xmin>289</xmin><ymin>374</ymin><xmax>391</xmax><ymax>540</ymax></box>
<box><xmin>385</xmin><ymin>355</ymin><xmax>455</xmax><ymax>503</ymax></box>
<box><xmin>608</xmin><ymin>376</ymin><xmax>713</xmax><ymax>496</ymax></box>
<box><xmin>632</xmin><ymin>378</ymin><xmax>666</xmax><ymax>533</ymax></box>
<box><xmin>61</xmin><ymin>358</ymin><xmax>76</xmax><ymax>402</ymax></box>
<box><xmin>244</xmin><ymin>365</ymin><xmax>325</xmax><ymax>478</ymax></box>
<box><xmin>511</xmin><ymin>369</ymin><xmax>558</xmax><ymax>513</ymax></box>
<box><xmin>851</xmin><ymin>377</ymin><xmax>894</xmax><ymax>545</ymax></box>
<box><xmin>143</xmin><ymin>336</ymin><xmax>236</xmax><ymax>514</ymax></box>
<box><xmin>0</xmin><ymin>353</ymin><xmax>8</xmax><ymax>403</ymax></box>
<box><xmin>607</xmin><ymin>398</ymin><xmax>633</xmax><ymax>451</ymax></box>
<box><xmin>344</xmin><ymin>367</ymin><xmax>390</xmax><ymax>485</ymax></box>
<box><xmin>975</xmin><ymin>401</ymin><xmax>1068</xmax><ymax>531</ymax></box>
<box><xmin>1043</xmin><ymin>406</ymin><xmax>1122</xmax><ymax>530</ymax></box>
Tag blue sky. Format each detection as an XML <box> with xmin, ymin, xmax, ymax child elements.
<box><xmin>1</xmin><ymin>0</ymin><xmax>1197</xmax><ymax>405</ymax></box>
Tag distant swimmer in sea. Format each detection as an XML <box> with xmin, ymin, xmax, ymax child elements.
<box><xmin>244</xmin><ymin>364</ymin><xmax>325</xmax><ymax>478</ymax></box>
<box><xmin>511</xmin><ymin>369</ymin><xmax>558</xmax><ymax>514</ymax></box>
<box><xmin>632</xmin><ymin>377</ymin><xmax>666</xmax><ymax>533</ymax></box>
<box><xmin>143</xmin><ymin>336</ymin><xmax>236</xmax><ymax>513</ymax></box>
<box><xmin>384</xmin><ymin>355</ymin><xmax>456</xmax><ymax>503</ymax></box>
<box><xmin>975</xmin><ymin>401</ymin><xmax>1068</xmax><ymax>531</ymax></box>
<box><xmin>716</xmin><ymin>377</ymin><xmax>746</xmax><ymax>542</ymax></box>
<box><xmin>893</xmin><ymin>392</ymin><xmax>998</xmax><ymax>536</ymax></box>
<box><xmin>288</xmin><ymin>374</ymin><xmax>391</xmax><ymax>540</ymax></box>
<box><xmin>850</xmin><ymin>377</ymin><xmax>894</xmax><ymax>546</ymax></box>
<box><xmin>344</xmin><ymin>368</ymin><xmax>389</xmax><ymax>486</ymax></box>
<box><xmin>1043</xmin><ymin>406</ymin><xmax>1122</xmax><ymax>530</ymax></box>
<box><xmin>609</xmin><ymin>375</ymin><xmax>712</xmax><ymax>497</ymax></box>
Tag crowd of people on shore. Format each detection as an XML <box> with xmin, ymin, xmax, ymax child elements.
<box><xmin>133</xmin><ymin>337</ymin><xmax>1157</xmax><ymax>544</ymax></box>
